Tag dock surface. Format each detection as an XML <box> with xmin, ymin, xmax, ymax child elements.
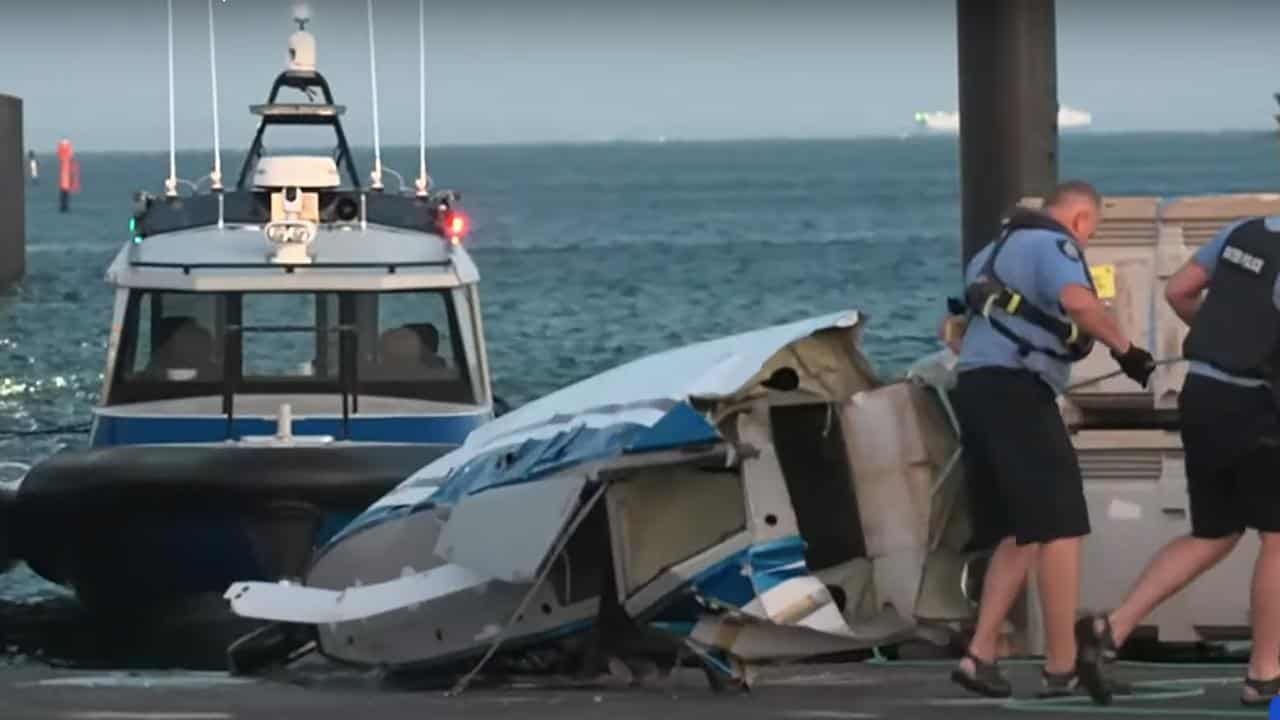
<box><xmin>0</xmin><ymin>659</ymin><xmax>1260</xmax><ymax>720</ymax></box>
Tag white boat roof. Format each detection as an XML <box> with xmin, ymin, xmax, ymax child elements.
<box><xmin>106</xmin><ymin>223</ymin><xmax>479</xmax><ymax>292</ymax></box>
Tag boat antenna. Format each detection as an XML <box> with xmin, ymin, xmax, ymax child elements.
<box><xmin>414</xmin><ymin>0</ymin><xmax>430</xmax><ymax>197</ymax></box>
<box><xmin>164</xmin><ymin>0</ymin><xmax>178</xmax><ymax>198</ymax></box>
<box><xmin>207</xmin><ymin>0</ymin><xmax>223</xmax><ymax>192</ymax></box>
<box><xmin>365</xmin><ymin>0</ymin><xmax>384</xmax><ymax>191</ymax></box>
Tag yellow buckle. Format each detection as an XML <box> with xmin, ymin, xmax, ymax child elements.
<box><xmin>1002</xmin><ymin>293</ymin><xmax>1022</xmax><ymax>314</ymax></box>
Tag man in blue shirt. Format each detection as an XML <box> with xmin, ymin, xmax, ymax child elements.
<box><xmin>1077</xmin><ymin>215</ymin><xmax>1280</xmax><ymax>707</ymax></box>
<box><xmin>946</xmin><ymin>180</ymin><xmax>1155</xmax><ymax>703</ymax></box>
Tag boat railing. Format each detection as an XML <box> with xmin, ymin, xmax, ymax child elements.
<box><xmin>129</xmin><ymin>260</ymin><xmax>452</xmax><ymax>275</ymax></box>
<box><xmin>130</xmin><ymin>187</ymin><xmax>465</xmax><ymax>244</ymax></box>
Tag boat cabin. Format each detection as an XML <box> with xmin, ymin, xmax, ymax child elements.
<box><xmin>91</xmin><ymin>63</ymin><xmax>491</xmax><ymax>447</ymax></box>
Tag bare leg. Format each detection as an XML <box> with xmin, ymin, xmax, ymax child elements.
<box><xmin>1248</xmin><ymin>533</ymin><xmax>1280</xmax><ymax>682</ymax></box>
<box><xmin>962</xmin><ymin>536</ymin><xmax>1038</xmax><ymax>669</ymax></box>
<box><xmin>1107</xmin><ymin>534</ymin><xmax>1241</xmax><ymax>646</ymax></box>
<box><xmin>1036</xmin><ymin>536</ymin><xmax>1081</xmax><ymax>674</ymax></box>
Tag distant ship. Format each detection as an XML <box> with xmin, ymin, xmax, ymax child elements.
<box><xmin>1274</xmin><ymin>93</ymin><xmax>1280</xmax><ymax>130</ymax></box>
<box><xmin>913</xmin><ymin>106</ymin><xmax>1093</xmax><ymax>133</ymax></box>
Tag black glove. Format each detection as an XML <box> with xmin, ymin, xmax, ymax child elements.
<box><xmin>1111</xmin><ymin>344</ymin><xmax>1156</xmax><ymax>387</ymax></box>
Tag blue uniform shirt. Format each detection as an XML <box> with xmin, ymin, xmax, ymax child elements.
<box><xmin>957</xmin><ymin>227</ymin><xmax>1092</xmax><ymax>394</ymax></box>
<box><xmin>1186</xmin><ymin>215</ymin><xmax>1280</xmax><ymax>387</ymax></box>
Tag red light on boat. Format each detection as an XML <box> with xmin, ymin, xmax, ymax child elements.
<box><xmin>439</xmin><ymin>209</ymin><xmax>468</xmax><ymax>246</ymax></box>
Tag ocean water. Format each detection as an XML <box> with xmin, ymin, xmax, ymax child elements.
<box><xmin>2</xmin><ymin>132</ymin><xmax>1279</xmax><ymax>608</ymax></box>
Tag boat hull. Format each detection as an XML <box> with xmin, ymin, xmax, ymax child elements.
<box><xmin>6</xmin><ymin>443</ymin><xmax>454</xmax><ymax>615</ymax></box>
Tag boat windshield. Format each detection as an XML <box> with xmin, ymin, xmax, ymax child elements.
<box><xmin>108</xmin><ymin>289</ymin><xmax>476</xmax><ymax>405</ymax></box>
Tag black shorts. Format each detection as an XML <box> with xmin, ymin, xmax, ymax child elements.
<box><xmin>951</xmin><ymin>367</ymin><xmax>1090</xmax><ymax>549</ymax></box>
<box><xmin>1180</xmin><ymin>373</ymin><xmax>1280</xmax><ymax>538</ymax></box>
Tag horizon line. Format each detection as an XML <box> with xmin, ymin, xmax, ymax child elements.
<box><xmin>23</xmin><ymin>127</ymin><xmax>1277</xmax><ymax>155</ymax></box>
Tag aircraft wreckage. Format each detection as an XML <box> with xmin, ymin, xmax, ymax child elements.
<box><xmin>225</xmin><ymin>310</ymin><xmax>974</xmax><ymax>690</ymax></box>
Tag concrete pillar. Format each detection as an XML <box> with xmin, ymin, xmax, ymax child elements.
<box><xmin>0</xmin><ymin>94</ymin><xmax>23</xmax><ymax>289</ymax></box>
<box><xmin>956</xmin><ymin>0</ymin><xmax>1059</xmax><ymax>268</ymax></box>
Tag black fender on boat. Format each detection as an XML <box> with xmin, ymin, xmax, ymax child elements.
<box><xmin>4</xmin><ymin>443</ymin><xmax>455</xmax><ymax>588</ymax></box>
<box><xmin>0</xmin><ymin>467</ymin><xmax>17</xmax><ymax>572</ymax></box>
<box><xmin>0</xmin><ymin>494</ymin><xmax>9</xmax><ymax>573</ymax></box>
<box><xmin>9</xmin><ymin>443</ymin><xmax>452</xmax><ymax>512</ymax></box>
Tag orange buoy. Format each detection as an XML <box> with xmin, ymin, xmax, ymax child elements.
<box><xmin>56</xmin><ymin>139</ymin><xmax>76</xmax><ymax>212</ymax></box>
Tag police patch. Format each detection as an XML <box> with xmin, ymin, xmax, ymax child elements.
<box><xmin>1222</xmin><ymin>244</ymin><xmax>1265</xmax><ymax>274</ymax></box>
<box><xmin>1057</xmin><ymin>238</ymin><xmax>1081</xmax><ymax>261</ymax></box>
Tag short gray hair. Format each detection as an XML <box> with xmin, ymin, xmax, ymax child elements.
<box><xmin>1045</xmin><ymin>179</ymin><xmax>1101</xmax><ymax>210</ymax></box>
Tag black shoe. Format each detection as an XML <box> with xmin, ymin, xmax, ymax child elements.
<box><xmin>1074</xmin><ymin>614</ymin><xmax>1119</xmax><ymax>661</ymax></box>
<box><xmin>1074</xmin><ymin>615</ymin><xmax>1115</xmax><ymax>705</ymax></box>
<box><xmin>1242</xmin><ymin>675</ymin><xmax>1280</xmax><ymax>706</ymax></box>
<box><xmin>950</xmin><ymin>652</ymin><xmax>1012</xmax><ymax>699</ymax></box>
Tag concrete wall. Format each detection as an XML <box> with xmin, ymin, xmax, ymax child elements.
<box><xmin>0</xmin><ymin>94</ymin><xmax>23</xmax><ymax>289</ymax></box>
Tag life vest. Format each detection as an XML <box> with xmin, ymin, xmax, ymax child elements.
<box><xmin>960</xmin><ymin>210</ymin><xmax>1097</xmax><ymax>363</ymax></box>
<box><xmin>1183</xmin><ymin>218</ymin><xmax>1280</xmax><ymax>379</ymax></box>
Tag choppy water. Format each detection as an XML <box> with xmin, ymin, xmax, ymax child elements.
<box><xmin>2</xmin><ymin>133</ymin><xmax>1280</xmax><ymax>609</ymax></box>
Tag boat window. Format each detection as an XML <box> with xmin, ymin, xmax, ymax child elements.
<box><xmin>352</xmin><ymin>290</ymin><xmax>474</xmax><ymax>403</ymax></box>
<box><xmin>358</xmin><ymin>291</ymin><xmax>459</xmax><ymax>379</ymax></box>
<box><xmin>240</xmin><ymin>293</ymin><xmax>341</xmax><ymax>381</ymax></box>
<box><xmin>116</xmin><ymin>291</ymin><xmax>227</xmax><ymax>399</ymax></box>
<box><xmin>108</xmin><ymin>289</ymin><xmax>474</xmax><ymax>405</ymax></box>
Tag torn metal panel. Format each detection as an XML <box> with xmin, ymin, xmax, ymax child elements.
<box><xmin>434</xmin><ymin>470</ymin><xmax>590</xmax><ymax>583</ymax></box>
<box><xmin>620</xmin><ymin>531</ymin><xmax>755</xmax><ymax>617</ymax></box>
<box><xmin>841</xmin><ymin>380</ymin><xmax>963</xmax><ymax>623</ymax></box>
<box><xmin>606</xmin><ymin>462</ymin><xmax>747</xmax><ymax>598</ymax></box>
<box><xmin>736</xmin><ymin>399</ymin><xmax>806</xmax><ymax>546</ymax></box>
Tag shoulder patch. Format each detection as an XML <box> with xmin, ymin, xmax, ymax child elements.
<box><xmin>1056</xmin><ymin>238</ymin><xmax>1081</xmax><ymax>262</ymax></box>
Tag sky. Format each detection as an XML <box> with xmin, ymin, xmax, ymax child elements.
<box><xmin>0</xmin><ymin>0</ymin><xmax>1278</xmax><ymax>151</ymax></box>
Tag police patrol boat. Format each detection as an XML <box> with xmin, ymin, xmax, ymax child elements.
<box><xmin>0</xmin><ymin>5</ymin><xmax>494</xmax><ymax>615</ymax></box>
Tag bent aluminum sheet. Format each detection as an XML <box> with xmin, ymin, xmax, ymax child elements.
<box><xmin>433</xmin><ymin>471</ymin><xmax>589</xmax><ymax>583</ymax></box>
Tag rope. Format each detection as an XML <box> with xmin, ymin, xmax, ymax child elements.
<box><xmin>207</xmin><ymin>0</ymin><xmax>223</xmax><ymax>191</ymax></box>
<box><xmin>1065</xmin><ymin>357</ymin><xmax>1185</xmax><ymax>393</ymax></box>
<box><xmin>164</xmin><ymin>0</ymin><xmax>178</xmax><ymax>198</ymax></box>
<box><xmin>415</xmin><ymin>0</ymin><xmax>430</xmax><ymax>196</ymax></box>
<box><xmin>365</xmin><ymin>0</ymin><xmax>384</xmax><ymax>191</ymax></box>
